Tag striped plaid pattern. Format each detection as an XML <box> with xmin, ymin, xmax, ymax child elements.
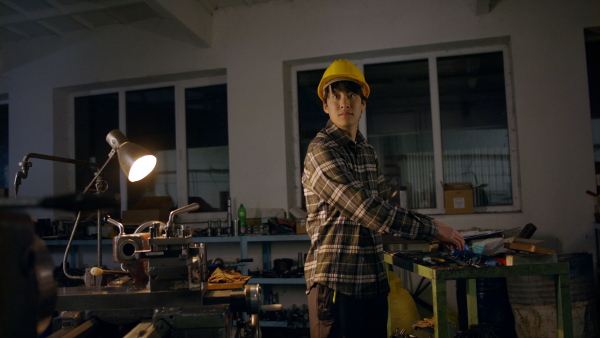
<box><xmin>302</xmin><ymin>120</ymin><xmax>438</xmax><ymax>299</ymax></box>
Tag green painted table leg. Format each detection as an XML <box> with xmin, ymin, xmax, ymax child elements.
<box><xmin>432</xmin><ymin>279</ymin><xmax>448</xmax><ymax>338</ymax></box>
<box><xmin>465</xmin><ymin>278</ymin><xmax>478</xmax><ymax>327</ymax></box>
<box><xmin>556</xmin><ymin>272</ymin><xmax>573</xmax><ymax>338</ymax></box>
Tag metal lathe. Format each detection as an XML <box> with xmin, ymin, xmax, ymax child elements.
<box><xmin>1</xmin><ymin>202</ymin><xmax>262</xmax><ymax>338</ymax></box>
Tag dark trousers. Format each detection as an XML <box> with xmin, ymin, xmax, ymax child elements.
<box><xmin>307</xmin><ymin>283</ymin><xmax>388</xmax><ymax>338</ymax></box>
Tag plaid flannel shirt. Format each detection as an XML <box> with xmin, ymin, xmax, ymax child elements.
<box><xmin>302</xmin><ymin>120</ymin><xmax>438</xmax><ymax>299</ymax></box>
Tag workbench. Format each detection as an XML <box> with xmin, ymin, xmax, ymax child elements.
<box><xmin>385</xmin><ymin>252</ymin><xmax>574</xmax><ymax>338</ymax></box>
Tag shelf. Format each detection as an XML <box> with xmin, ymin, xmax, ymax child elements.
<box><xmin>260</xmin><ymin>321</ymin><xmax>289</xmax><ymax>328</ymax></box>
<box><xmin>44</xmin><ymin>239</ymin><xmax>113</xmax><ymax>246</ymax></box>
<box><xmin>259</xmin><ymin>321</ymin><xmax>308</xmax><ymax>328</ymax></box>
<box><xmin>193</xmin><ymin>236</ymin><xmax>241</xmax><ymax>243</ymax></box>
<box><xmin>242</xmin><ymin>234</ymin><xmax>309</xmax><ymax>242</ymax></box>
<box><xmin>44</xmin><ymin>234</ymin><xmax>309</xmax><ymax>246</ymax></box>
<box><xmin>242</xmin><ymin>234</ymin><xmax>310</xmax><ymax>242</ymax></box>
<box><xmin>44</xmin><ymin>235</ymin><xmax>310</xmax><ymax>285</ymax></box>
<box><xmin>194</xmin><ymin>234</ymin><xmax>308</xmax><ymax>243</ymax></box>
<box><xmin>234</xmin><ymin>320</ymin><xmax>308</xmax><ymax>328</ymax></box>
<box><xmin>248</xmin><ymin>278</ymin><xmax>306</xmax><ymax>285</ymax></box>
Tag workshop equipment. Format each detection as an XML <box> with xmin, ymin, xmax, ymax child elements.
<box><xmin>14</xmin><ymin>129</ymin><xmax>156</xmax><ymax>280</ymax></box>
<box><xmin>0</xmin><ymin>209</ymin><xmax>57</xmax><ymax>338</ymax></box>
<box><xmin>0</xmin><ymin>193</ymin><xmax>124</xmax><ymax>337</ymax></box>
<box><xmin>53</xmin><ymin>203</ymin><xmax>264</xmax><ymax>337</ymax></box>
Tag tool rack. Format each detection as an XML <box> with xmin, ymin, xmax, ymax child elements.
<box><xmin>384</xmin><ymin>252</ymin><xmax>574</xmax><ymax>338</ymax></box>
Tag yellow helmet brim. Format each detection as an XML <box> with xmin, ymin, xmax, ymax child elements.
<box><xmin>317</xmin><ymin>59</ymin><xmax>370</xmax><ymax>101</ymax></box>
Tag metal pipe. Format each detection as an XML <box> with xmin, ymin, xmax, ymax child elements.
<box><xmin>63</xmin><ymin>211</ymin><xmax>84</xmax><ymax>280</ymax></box>
<box><xmin>97</xmin><ymin>209</ymin><xmax>102</xmax><ymax>267</ymax></box>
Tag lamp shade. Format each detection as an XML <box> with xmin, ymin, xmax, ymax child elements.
<box><xmin>106</xmin><ymin>129</ymin><xmax>157</xmax><ymax>182</ymax></box>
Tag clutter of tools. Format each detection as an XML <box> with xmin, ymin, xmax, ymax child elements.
<box><xmin>391</xmin><ymin>223</ymin><xmax>551</xmax><ymax>269</ymax></box>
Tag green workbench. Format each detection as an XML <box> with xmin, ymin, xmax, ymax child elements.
<box><xmin>385</xmin><ymin>253</ymin><xmax>573</xmax><ymax>338</ymax></box>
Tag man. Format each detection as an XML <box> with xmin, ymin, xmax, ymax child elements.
<box><xmin>302</xmin><ymin>59</ymin><xmax>465</xmax><ymax>338</ymax></box>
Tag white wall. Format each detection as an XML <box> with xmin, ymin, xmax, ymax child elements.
<box><xmin>2</xmin><ymin>0</ymin><xmax>599</xmax><ymax>270</ymax></box>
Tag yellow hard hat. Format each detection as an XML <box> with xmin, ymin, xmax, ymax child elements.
<box><xmin>317</xmin><ymin>59</ymin><xmax>370</xmax><ymax>101</ymax></box>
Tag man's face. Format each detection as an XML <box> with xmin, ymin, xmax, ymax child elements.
<box><xmin>323</xmin><ymin>89</ymin><xmax>366</xmax><ymax>135</ymax></box>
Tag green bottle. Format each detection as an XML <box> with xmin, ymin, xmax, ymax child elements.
<box><xmin>238</xmin><ymin>204</ymin><xmax>247</xmax><ymax>235</ymax></box>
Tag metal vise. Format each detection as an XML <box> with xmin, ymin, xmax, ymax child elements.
<box><xmin>111</xmin><ymin>203</ymin><xmax>208</xmax><ymax>291</ymax></box>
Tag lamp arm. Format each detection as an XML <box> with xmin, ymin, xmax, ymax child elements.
<box><xmin>21</xmin><ymin>153</ymin><xmax>101</xmax><ymax>169</ymax></box>
<box><xmin>14</xmin><ymin>153</ymin><xmax>101</xmax><ymax>197</ymax></box>
<box><xmin>82</xmin><ymin>149</ymin><xmax>116</xmax><ymax>194</ymax></box>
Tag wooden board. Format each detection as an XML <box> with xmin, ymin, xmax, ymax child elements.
<box><xmin>504</xmin><ymin>242</ymin><xmax>556</xmax><ymax>254</ymax></box>
<box><xmin>505</xmin><ymin>253</ymin><xmax>557</xmax><ymax>266</ymax></box>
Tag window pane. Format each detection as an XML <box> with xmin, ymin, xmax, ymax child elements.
<box><xmin>438</xmin><ymin>52</ymin><xmax>512</xmax><ymax>206</ymax></box>
<box><xmin>586</xmin><ymin>29</ymin><xmax>600</xmax><ymax>171</ymax></box>
<box><xmin>126</xmin><ymin>87</ymin><xmax>176</xmax><ymax>208</ymax></box>
<box><xmin>185</xmin><ymin>84</ymin><xmax>229</xmax><ymax>212</ymax></box>
<box><xmin>0</xmin><ymin>103</ymin><xmax>7</xmax><ymax>191</ymax></box>
<box><xmin>298</xmin><ymin>68</ymin><xmax>327</xmax><ymax>168</ymax></box>
<box><xmin>74</xmin><ymin>93</ymin><xmax>120</xmax><ymax>213</ymax></box>
<box><xmin>365</xmin><ymin>59</ymin><xmax>436</xmax><ymax>209</ymax></box>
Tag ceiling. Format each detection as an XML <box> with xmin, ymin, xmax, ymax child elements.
<box><xmin>0</xmin><ymin>0</ymin><xmax>496</xmax><ymax>48</ymax></box>
<box><xmin>0</xmin><ymin>0</ymin><xmax>282</xmax><ymax>47</ymax></box>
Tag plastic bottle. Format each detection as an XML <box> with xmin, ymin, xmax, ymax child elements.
<box><xmin>238</xmin><ymin>204</ymin><xmax>247</xmax><ymax>235</ymax></box>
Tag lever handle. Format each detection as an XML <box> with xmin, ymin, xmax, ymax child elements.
<box><xmin>166</xmin><ymin>203</ymin><xmax>200</xmax><ymax>233</ymax></box>
<box><xmin>169</xmin><ymin>202</ymin><xmax>200</xmax><ymax>219</ymax></box>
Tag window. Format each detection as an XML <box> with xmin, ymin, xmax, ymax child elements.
<box><xmin>587</xmin><ymin>28</ymin><xmax>600</xmax><ymax>162</ymax></box>
<box><xmin>437</xmin><ymin>52</ymin><xmax>513</xmax><ymax>207</ymax></box>
<box><xmin>74</xmin><ymin>93</ymin><xmax>120</xmax><ymax>204</ymax></box>
<box><xmin>73</xmin><ymin>77</ymin><xmax>229</xmax><ymax>213</ymax></box>
<box><xmin>294</xmin><ymin>44</ymin><xmax>519</xmax><ymax>213</ymax></box>
<box><xmin>365</xmin><ymin>59</ymin><xmax>435</xmax><ymax>209</ymax></box>
<box><xmin>125</xmin><ymin>86</ymin><xmax>177</xmax><ymax>209</ymax></box>
<box><xmin>185</xmin><ymin>84</ymin><xmax>229</xmax><ymax>212</ymax></box>
<box><xmin>297</xmin><ymin>69</ymin><xmax>328</xmax><ymax>175</ymax></box>
<box><xmin>0</xmin><ymin>95</ymin><xmax>7</xmax><ymax>195</ymax></box>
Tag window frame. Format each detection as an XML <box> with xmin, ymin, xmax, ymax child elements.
<box><xmin>69</xmin><ymin>75</ymin><xmax>228</xmax><ymax>212</ymax></box>
<box><xmin>292</xmin><ymin>43</ymin><xmax>520</xmax><ymax>214</ymax></box>
<box><xmin>0</xmin><ymin>94</ymin><xmax>8</xmax><ymax>191</ymax></box>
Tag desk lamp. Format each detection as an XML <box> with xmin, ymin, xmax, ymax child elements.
<box><xmin>104</xmin><ymin>129</ymin><xmax>156</xmax><ymax>183</ymax></box>
<box><xmin>14</xmin><ymin>129</ymin><xmax>156</xmax><ymax>280</ymax></box>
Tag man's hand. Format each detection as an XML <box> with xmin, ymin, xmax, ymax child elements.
<box><xmin>433</xmin><ymin>220</ymin><xmax>465</xmax><ymax>251</ymax></box>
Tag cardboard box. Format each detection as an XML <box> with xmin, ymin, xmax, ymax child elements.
<box><xmin>246</xmin><ymin>218</ymin><xmax>262</xmax><ymax>226</ymax></box>
<box><xmin>295</xmin><ymin>219</ymin><xmax>307</xmax><ymax>234</ymax></box>
<box><xmin>443</xmin><ymin>182</ymin><xmax>474</xmax><ymax>214</ymax></box>
<box><xmin>122</xmin><ymin>196</ymin><xmax>173</xmax><ymax>225</ymax></box>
